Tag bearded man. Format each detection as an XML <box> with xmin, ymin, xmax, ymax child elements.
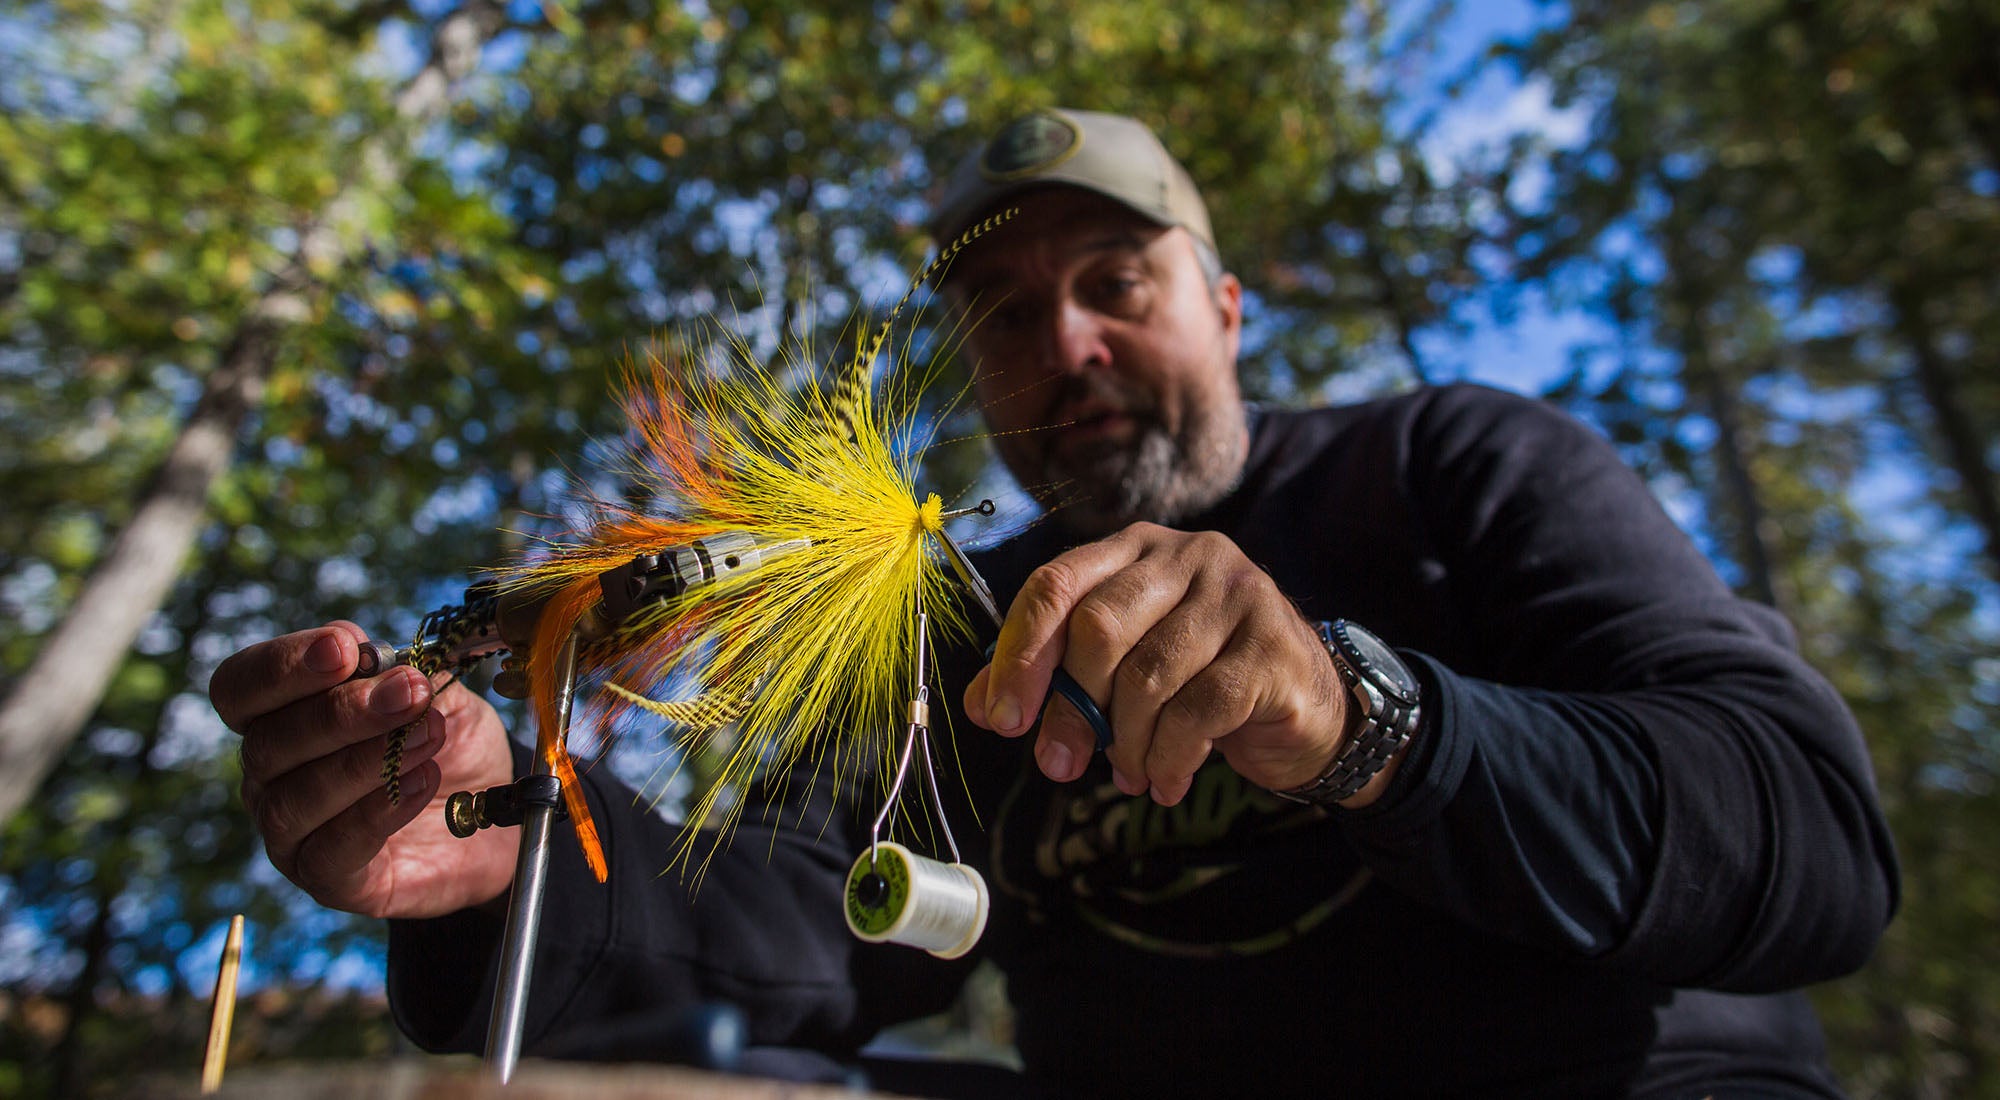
<box><xmin>212</xmin><ymin>108</ymin><xmax>1897</xmax><ymax>1099</ymax></box>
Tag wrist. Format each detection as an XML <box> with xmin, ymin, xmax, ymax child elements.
<box><xmin>1332</xmin><ymin>733</ymin><xmax>1411</xmax><ymax>809</ymax></box>
<box><xmin>1269</xmin><ymin>620</ymin><xmax>1421</xmax><ymax>809</ymax></box>
<box><xmin>1311</xmin><ymin>676</ymin><xmax>1406</xmax><ymax>811</ymax></box>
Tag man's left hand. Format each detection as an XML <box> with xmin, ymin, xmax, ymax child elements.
<box><xmin>964</xmin><ymin>523</ymin><xmax>1356</xmax><ymax>806</ymax></box>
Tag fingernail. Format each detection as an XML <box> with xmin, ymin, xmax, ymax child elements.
<box><xmin>372</xmin><ymin>670</ymin><xmax>425</xmax><ymax>716</ymax></box>
<box><xmin>305</xmin><ymin>633</ymin><xmax>346</xmax><ymax>674</ymax></box>
<box><xmin>396</xmin><ymin>738</ymin><xmax>437</xmax><ymax>775</ymax></box>
<box><xmin>989</xmin><ymin>694</ymin><xmax>1022</xmax><ymax>733</ymax></box>
<box><xmin>399</xmin><ymin>761</ymin><xmax>439</xmax><ymax>797</ymax></box>
<box><xmin>1112</xmin><ymin>766</ymin><xmax>1147</xmax><ymax>797</ymax></box>
<box><xmin>1038</xmin><ymin>739</ymin><xmax>1074</xmax><ymax>781</ymax></box>
<box><xmin>403</xmin><ymin>712</ymin><xmax>441</xmax><ymax>755</ymax></box>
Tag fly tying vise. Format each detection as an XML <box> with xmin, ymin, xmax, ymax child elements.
<box><xmin>361</xmin><ymin>586</ymin><xmax>508</xmax><ymax>806</ymax></box>
<box><xmin>356</xmin><ymin>530</ymin><xmax>814</xmax><ymax>815</ymax></box>
<box><xmin>346</xmin><ymin>530</ymin><xmax>813</xmax><ymax>1083</ymax></box>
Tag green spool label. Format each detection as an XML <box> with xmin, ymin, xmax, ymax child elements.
<box><xmin>846</xmin><ymin>847</ymin><xmax>911</xmax><ymax>936</ymax></box>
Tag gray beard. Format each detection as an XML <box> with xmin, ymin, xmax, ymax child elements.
<box><xmin>1045</xmin><ymin>406</ymin><xmax>1247</xmax><ymax>537</ymax></box>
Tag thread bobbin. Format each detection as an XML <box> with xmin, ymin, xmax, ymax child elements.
<box><xmin>844</xmin><ymin>842</ymin><xmax>989</xmax><ymax>959</ymax></box>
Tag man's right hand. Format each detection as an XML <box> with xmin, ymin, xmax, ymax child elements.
<box><xmin>211</xmin><ymin>621</ymin><xmax>519</xmax><ymax>919</ymax></box>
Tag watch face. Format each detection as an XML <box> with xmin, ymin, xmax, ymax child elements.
<box><xmin>1334</xmin><ymin>621</ymin><xmax>1420</xmax><ymax>704</ymax></box>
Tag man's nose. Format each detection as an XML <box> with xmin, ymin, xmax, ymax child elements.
<box><xmin>1043</xmin><ymin>300</ymin><xmax>1110</xmax><ymax>376</ymax></box>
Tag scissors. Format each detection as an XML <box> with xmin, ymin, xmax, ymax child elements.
<box><xmin>933</xmin><ymin>523</ymin><xmax>1115</xmax><ymax>752</ymax></box>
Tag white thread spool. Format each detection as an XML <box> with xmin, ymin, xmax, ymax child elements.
<box><xmin>844</xmin><ymin>842</ymin><xmax>989</xmax><ymax>959</ymax></box>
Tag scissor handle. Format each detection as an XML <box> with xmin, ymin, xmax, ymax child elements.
<box><xmin>940</xmin><ymin>522</ymin><xmax>1110</xmax><ymax>750</ymax></box>
<box><xmin>984</xmin><ymin>643</ymin><xmax>1113</xmax><ymax>751</ymax></box>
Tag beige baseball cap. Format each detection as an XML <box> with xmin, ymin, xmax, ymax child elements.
<box><xmin>928</xmin><ymin>108</ymin><xmax>1216</xmax><ymax>255</ymax></box>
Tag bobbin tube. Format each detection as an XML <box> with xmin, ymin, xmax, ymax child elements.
<box><xmin>844</xmin><ymin>842</ymin><xmax>990</xmax><ymax>960</ymax></box>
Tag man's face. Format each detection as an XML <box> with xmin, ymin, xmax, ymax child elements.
<box><xmin>944</xmin><ymin>188</ymin><xmax>1248</xmax><ymax>536</ymax></box>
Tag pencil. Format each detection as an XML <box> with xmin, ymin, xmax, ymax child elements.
<box><xmin>200</xmin><ymin>914</ymin><xmax>245</xmax><ymax>1094</ymax></box>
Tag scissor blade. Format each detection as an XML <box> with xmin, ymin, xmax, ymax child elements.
<box><xmin>935</xmin><ymin>529</ymin><xmax>1004</xmax><ymax>630</ymax></box>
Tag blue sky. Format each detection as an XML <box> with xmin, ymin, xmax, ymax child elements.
<box><xmin>1398</xmin><ymin>0</ymin><xmax>1608</xmax><ymax>397</ymax></box>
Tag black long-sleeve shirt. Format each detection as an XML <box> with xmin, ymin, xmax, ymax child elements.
<box><xmin>389</xmin><ymin>384</ymin><xmax>1898</xmax><ymax>1098</ymax></box>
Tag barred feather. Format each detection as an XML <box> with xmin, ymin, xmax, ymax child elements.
<box><xmin>601</xmin><ymin>679</ymin><xmax>757</xmax><ymax>730</ymax></box>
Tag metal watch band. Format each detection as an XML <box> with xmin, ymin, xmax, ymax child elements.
<box><xmin>1271</xmin><ymin>621</ymin><xmax>1421</xmax><ymax>807</ymax></box>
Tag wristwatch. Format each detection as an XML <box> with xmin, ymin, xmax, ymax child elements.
<box><xmin>1271</xmin><ymin>619</ymin><xmax>1422</xmax><ymax>807</ymax></box>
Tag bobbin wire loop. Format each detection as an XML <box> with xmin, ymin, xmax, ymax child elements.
<box><xmin>847</xmin><ymin>572</ymin><xmax>987</xmax><ymax>958</ymax></box>
<box><xmin>868</xmin><ymin>584</ymin><xmax>963</xmax><ymax>867</ymax></box>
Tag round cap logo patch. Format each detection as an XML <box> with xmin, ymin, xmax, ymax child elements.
<box><xmin>981</xmin><ymin>110</ymin><xmax>1081</xmax><ymax>181</ymax></box>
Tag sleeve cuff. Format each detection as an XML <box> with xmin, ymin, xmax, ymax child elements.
<box><xmin>1337</xmin><ymin>651</ymin><xmax>1472</xmax><ymax>841</ymax></box>
<box><xmin>386</xmin><ymin>904</ymin><xmax>507</xmax><ymax>1052</ymax></box>
<box><xmin>385</xmin><ymin>737</ymin><xmax>622</xmax><ymax>1054</ymax></box>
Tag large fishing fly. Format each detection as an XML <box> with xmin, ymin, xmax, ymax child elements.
<box><xmin>367</xmin><ymin>211</ymin><xmax>1021</xmax><ymax>963</ymax></box>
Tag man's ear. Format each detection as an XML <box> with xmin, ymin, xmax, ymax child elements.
<box><xmin>1213</xmin><ymin>272</ymin><xmax>1244</xmax><ymax>355</ymax></box>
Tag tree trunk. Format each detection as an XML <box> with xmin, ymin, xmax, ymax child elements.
<box><xmin>47</xmin><ymin>533</ymin><xmax>233</xmax><ymax>1098</ymax></box>
<box><xmin>1694</xmin><ymin>351</ymin><xmax>1789</xmax><ymax>616</ymax></box>
<box><xmin>0</xmin><ymin>320</ymin><xmax>275</xmax><ymax>824</ymax></box>
<box><xmin>1892</xmin><ymin>287</ymin><xmax>2000</xmax><ymax>584</ymax></box>
<box><xmin>1362</xmin><ymin>233</ymin><xmax>1435</xmax><ymax>387</ymax></box>
<box><xmin>0</xmin><ymin>2</ymin><xmax>503</xmax><ymax>825</ymax></box>
<box><xmin>50</xmin><ymin>873</ymin><xmax>119</xmax><ymax>1100</ymax></box>
<box><xmin>1672</xmin><ymin>284</ymin><xmax>1790</xmax><ymax>615</ymax></box>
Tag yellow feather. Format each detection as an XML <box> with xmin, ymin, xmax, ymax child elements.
<box><xmin>501</xmin><ymin>212</ymin><xmax>1014</xmax><ymax>879</ymax></box>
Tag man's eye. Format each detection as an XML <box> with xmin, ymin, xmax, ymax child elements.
<box><xmin>1097</xmin><ymin>275</ymin><xmax>1143</xmax><ymax>302</ymax></box>
<box><xmin>988</xmin><ymin>304</ymin><xmax>1029</xmax><ymax>331</ymax></box>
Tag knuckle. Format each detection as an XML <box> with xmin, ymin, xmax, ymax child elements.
<box><xmin>1067</xmin><ymin>595</ymin><xmax>1126</xmax><ymax>652</ymax></box>
<box><xmin>255</xmin><ymin>792</ymin><xmax>301</xmax><ymax>846</ymax></box>
<box><xmin>1159</xmin><ymin>691</ymin><xmax>1209</xmax><ymax>737</ymax></box>
<box><xmin>1233</xmin><ymin>621</ymin><xmax>1282</xmax><ymax>668</ymax></box>
<box><xmin>320</xmin><ymin>683</ymin><xmax>380</xmax><ymax>744</ymax></box>
<box><xmin>1100</xmin><ymin>717</ymin><xmax>1143</xmax><ymax>763</ymax></box>
<box><xmin>1217</xmin><ymin>556</ymin><xmax>1267</xmax><ymax>598</ymax></box>
<box><xmin>210</xmin><ymin>635</ymin><xmax>292</xmax><ymax>722</ymax></box>
<box><xmin>1146</xmin><ymin>742</ymin><xmax>1205</xmax><ymax>792</ymax></box>
<box><xmin>237</xmin><ymin>730</ymin><xmax>272</xmax><ymax>782</ymax></box>
<box><xmin>1022</xmin><ymin>559</ymin><xmax>1082</xmax><ymax>613</ymax></box>
<box><xmin>1163</xmin><ymin>671</ymin><xmax>1241</xmax><ymax>738</ymax></box>
<box><xmin>210</xmin><ymin>692</ymin><xmax>242</xmax><ymax>733</ymax></box>
<box><xmin>1188</xmin><ymin>529</ymin><xmax>1235</xmax><ymax>559</ymax></box>
<box><xmin>339</xmin><ymin>738</ymin><xmax>385</xmax><ymax>791</ymax></box>
<box><xmin>1115</xmin><ymin>643</ymin><xmax>1174</xmax><ymax>702</ymax></box>
<box><xmin>291</xmin><ymin>835</ymin><xmax>339</xmax><ymax>896</ymax></box>
<box><xmin>209</xmin><ymin>671</ymin><xmax>254</xmax><ymax>733</ymax></box>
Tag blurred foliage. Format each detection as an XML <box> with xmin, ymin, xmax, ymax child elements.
<box><xmin>0</xmin><ymin>0</ymin><xmax>1994</xmax><ymax>1097</ymax></box>
<box><xmin>1505</xmin><ymin>1</ymin><xmax>2000</xmax><ymax>1095</ymax></box>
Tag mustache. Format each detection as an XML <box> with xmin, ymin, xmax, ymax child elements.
<box><xmin>1045</xmin><ymin>372</ymin><xmax>1160</xmax><ymax>425</ymax></box>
